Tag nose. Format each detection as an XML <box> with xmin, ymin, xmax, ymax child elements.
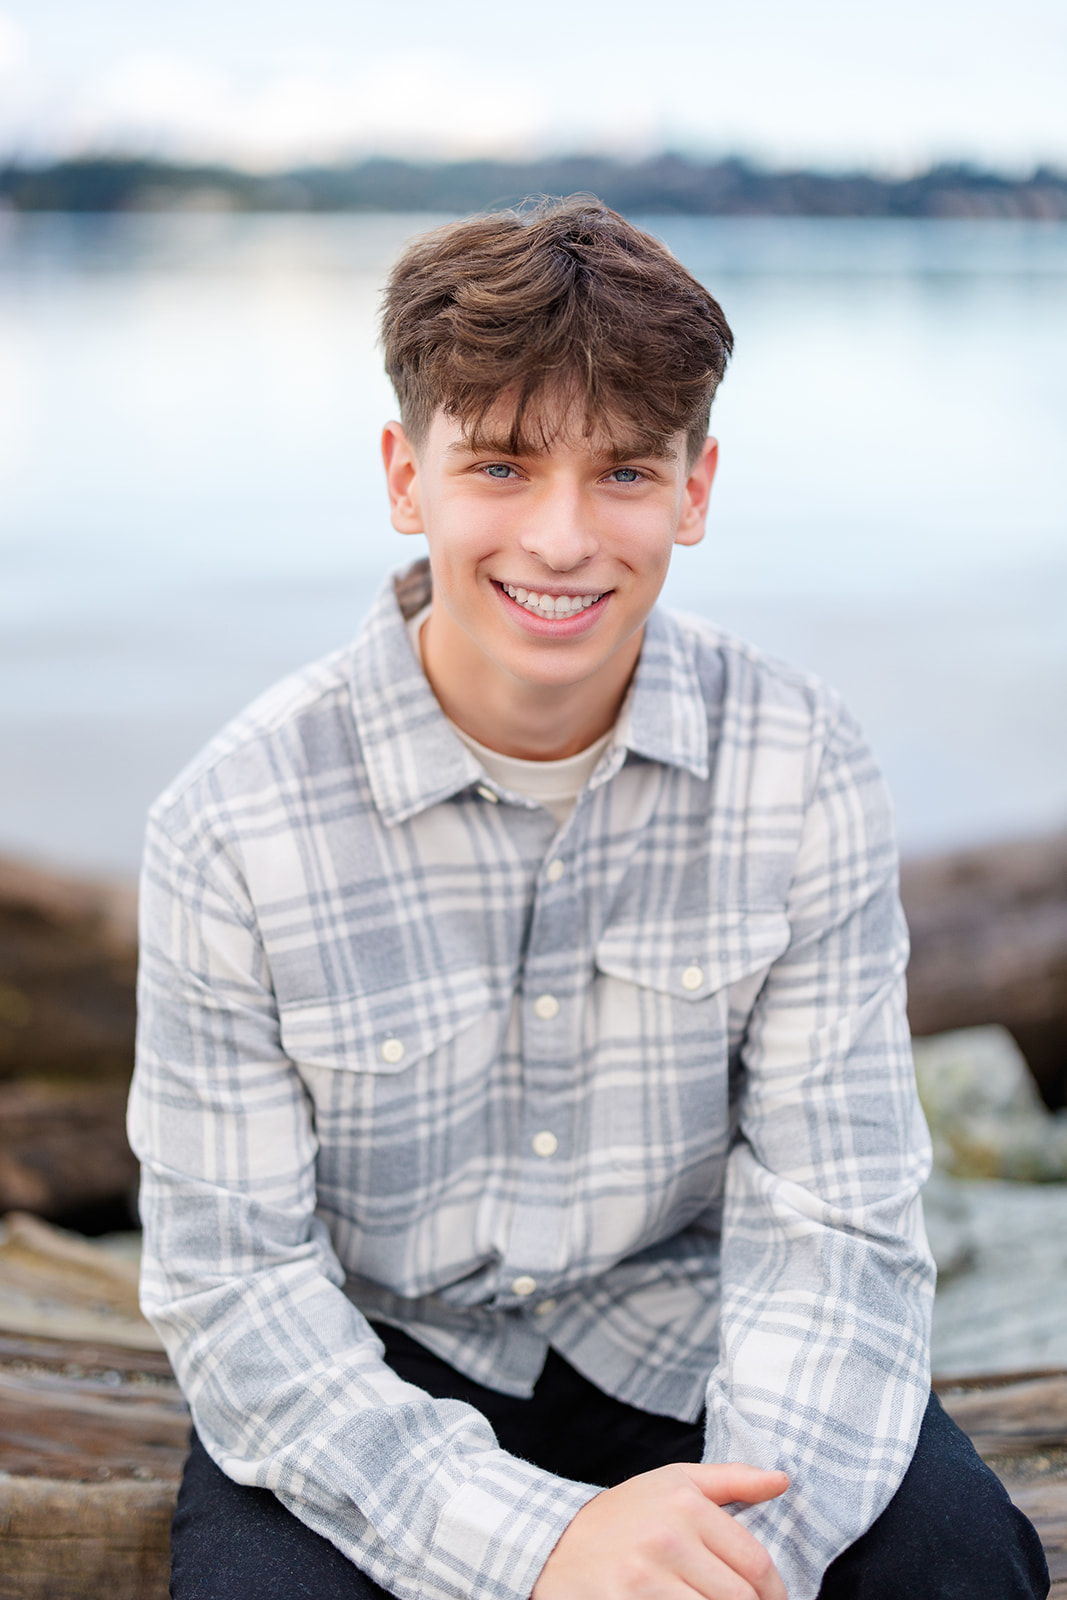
<box><xmin>518</xmin><ymin>481</ymin><xmax>600</xmax><ymax>571</ymax></box>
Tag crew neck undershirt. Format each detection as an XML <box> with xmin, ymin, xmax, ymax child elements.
<box><xmin>406</xmin><ymin>604</ymin><xmax>615</xmax><ymax>826</ymax></box>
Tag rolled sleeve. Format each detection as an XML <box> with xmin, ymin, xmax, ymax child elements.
<box><xmin>702</xmin><ymin>710</ymin><xmax>936</xmax><ymax>1600</ymax></box>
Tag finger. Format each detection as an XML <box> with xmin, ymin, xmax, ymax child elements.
<box><xmin>678</xmin><ymin>1462</ymin><xmax>790</xmax><ymax>1507</ymax></box>
<box><xmin>676</xmin><ymin>1542</ymin><xmax>771</xmax><ymax>1600</ymax></box>
<box><xmin>693</xmin><ymin>1500</ymin><xmax>789</xmax><ymax>1600</ymax></box>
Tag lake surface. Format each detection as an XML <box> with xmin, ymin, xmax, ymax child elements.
<box><xmin>1</xmin><ymin>211</ymin><xmax>1065</xmax><ymax>874</ymax></box>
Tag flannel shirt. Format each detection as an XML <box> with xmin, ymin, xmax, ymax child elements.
<box><xmin>129</xmin><ymin>558</ymin><xmax>935</xmax><ymax>1600</ymax></box>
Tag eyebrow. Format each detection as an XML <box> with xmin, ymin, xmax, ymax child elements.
<box><xmin>447</xmin><ymin>434</ymin><xmax>679</xmax><ymax>463</ymax></box>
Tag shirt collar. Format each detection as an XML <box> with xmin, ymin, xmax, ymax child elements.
<box><xmin>347</xmin><ymin>560</ymin><xmax>709</xmax><ymax>826</ymax></box>
<box><xmin>617</xmin><ymin>605</ymin><xmax>710</xmax><ymax>782</ymax></box>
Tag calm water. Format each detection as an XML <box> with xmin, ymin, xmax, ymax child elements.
<box><xmin>1</xmin><ymin>211</ymin><xmax>1065</xmax><ymax>873</ymax></box>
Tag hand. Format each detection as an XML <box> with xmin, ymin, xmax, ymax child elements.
<box><xmin>531</xmin><ymin>1462</ymin><xmax>789</xmax><ymax>1600</ymax></box>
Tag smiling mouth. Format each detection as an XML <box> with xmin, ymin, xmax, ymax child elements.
<box><xmin>499</xmin><ymin>582</ymin><xmax>607</xmax><ymax>617</ymax></box>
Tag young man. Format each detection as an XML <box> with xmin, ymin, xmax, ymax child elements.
<box><xmin>129</xmin><ymin>200</ymin><xmax>1047</xmax><ymax>1600</ymax></box>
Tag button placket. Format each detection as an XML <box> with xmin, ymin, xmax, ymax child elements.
<box><xmin>505</xmin><ymin>853</ymin><xmax>582</xmax><ymax>1308</ymax></box>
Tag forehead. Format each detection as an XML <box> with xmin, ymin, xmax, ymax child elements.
<box><xmin>431</xmin><ymin>391</ymin><xmax>680</xmax><ymax>463</ymax></box>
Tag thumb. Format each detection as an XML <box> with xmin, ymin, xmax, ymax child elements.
<box><xmin>678</xmin><ymin>1462</ymin><xmax>790</xmax><ymax>1507</ymax></box>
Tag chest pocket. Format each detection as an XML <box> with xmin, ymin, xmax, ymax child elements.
<box><xmin>592</xmin><ymin>911</ymin><xmax>790</xmax><ymax>1178</ymax></box>
<box><xmin>278</xmin><ymin>967</ymin><xmax>495</xmax><ymax>1227</ymax></box>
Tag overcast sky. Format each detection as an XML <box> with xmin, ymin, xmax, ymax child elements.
<box><xmin>1</xmin><ymin>0</ymin><xmax>1065</xmax><ymax>172</ymax></box>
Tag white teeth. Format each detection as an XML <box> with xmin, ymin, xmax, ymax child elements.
<box><xmin>502</xmin><ymin>583</ymin><xmax>603</xmax><ymax>616</ymax></box>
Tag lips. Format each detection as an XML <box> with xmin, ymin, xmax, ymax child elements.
<box><xmin>499</xmin><ymin>582</ymin><xmax>606</xmax><ymax>617</ymax></box>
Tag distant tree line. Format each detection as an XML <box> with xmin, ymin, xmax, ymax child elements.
<box><xmin>1</xmin><ymin>152</ymin><xmax>1065</xmax><ymax>218</ymax></box>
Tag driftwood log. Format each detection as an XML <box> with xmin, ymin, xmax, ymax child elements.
<box><xmin>901</xmin><ymin>831</ymin><xmax>1067</xmax><ymax>1106</ymax></box>
<box><xmin>0</xmin><ymin>855</ymin><xmax>137</xmax><ymax>1081</ymax></box>
<box><xmin>0</xmin><ymin>1216</ymin><xmax>187</xmax><ymax>1600</ymax></box>
<box><xmin>3</xmin><ymin>1347</ymin><xmax>1067</xmax><ymax>1597</ymax></box>
<box><xmin>0</xmin><ymin>1333</ymin><xmax>186</xmax><ymax>1600</ymax></box>
<box><xmin>1</xmin><ymin>1217</ymin><xmax>1067</xmax><ymax>1595</ymax></box>
<box><xmin>935</xmin><ymin>1371</ymin><xmax>1067</xmax><ymax>1597</ymax></box>
<box><xmin>0</xmin><ymin>856</ymin><xmax>138</xmax><ymax>1224</ymax></box>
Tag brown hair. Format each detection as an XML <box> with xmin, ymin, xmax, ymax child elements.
<box><xmin>380</xmin><ymin>196</ymin><xmax>733</xmax><ymax>466</ymax></box>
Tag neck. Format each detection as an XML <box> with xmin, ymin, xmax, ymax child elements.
<box><xmin>419</xmin><ymin>609</ymin><xmax>640</xmax><ymax>760</ymax></box>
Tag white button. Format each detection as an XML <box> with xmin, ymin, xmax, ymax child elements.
<box><xmin>380</xmin><ymin>1037</ymin><xmax>405</xmax><ymax>1064</ymax></box>
<box><xmin>532</xmin><ymin>1130</ymin><xmax>558</xmax><ymax>1158</ymax></box>
<box><xmin>535</xmin><ymin>1298</ymin><xmax>558</xmax><ymax>1316</ymax></box>
<box><xmin>476</xmin><ymin>784</ymin><xmax>499</xmax><ymax>803</ymax></box>
<box><xmin>533</xmin><ymin>993</ymin><xmax>559</xmax><ymax>1020</ymax></box>
<box><xmin>681</xmin><ymin>964</ymin><xmax>704</xmax><ymax>992</ymax></box>
<box><xmin>545</xmin><ymin>858</ymin><xmax>565</xmax><ymax>883</ymax></box>
<box><xmin>511</xmin><ymin>1275</ymin><xmax>538</xmax><ymax>1297</ymax></box>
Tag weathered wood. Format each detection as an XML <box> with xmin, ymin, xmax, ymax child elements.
<box><xmin>1007</xmin><ymin>1482</ymin><xmax>1067</xmax><ymax>1589</ymax></box>
<box><xmin>0</xmin><ymin>1289</ymin><xmax>184</xmax><ymax>1600</ymax></box>
<box><xmin>1</xmin><ymin>1340</ymin><xmax>1065</xmax><ymax>1594</ymax></box>
<box><xmin>901</xmin><ymin>831</ymin><xmax>1067</xmax><ymax>1104</ymax></box>
<box><xmin>0</xmin><ymin>1476</ymin><xmax>173</xmax><ymax>1600</ymax></box>
<box><xmin>935</xmin><ymin>1371</ymin><xmax>1067</xmax><ymax>1585</ymax></box>
<box><xmin>0</xmin><ymin>1323</ymin><xmax>185</xmax><ymax>1491</ymax></box>
<box><xmin>0</xmin><ymin>1211</ymin><xmax>160</xmax><ymax>1348</ymax></box>
<box><xmin>0</xmin><ymin>854</ymin><xmax>138</xmax><ymax>1222</ymax></box>
<box><xmin>938</xmin><ymin>1373</ymin><xmax>1067</xmax><ymax>1456</ymax></box>
<box><xmin>0</xmin><ymin>1331</ymin><xmax>172</xmax><ymax>1378</ymax></box>
<box><xmin>0</xmin><ymin>854</ymin><xmax>137</xmax><ymax>1087</ymax></box>
<box><xmin>0</xmin><ymin>1368</ymin><xmax>189</xmax><ymax>1481</ymax></box>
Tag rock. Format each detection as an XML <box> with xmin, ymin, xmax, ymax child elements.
<box><xmin>913</xmin><ymin>1025</ymin><xmax>1067</xmax><ymax>1180</ymax></box>
<box><xmin>925</xmin><ymin>1173</ymin><xmax>1067</xmax><ymax>1376</ymax></box>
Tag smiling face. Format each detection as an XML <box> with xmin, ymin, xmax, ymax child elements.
<box><xmin>382</xmin><ymin>396</ymin><xmax>718</xmax><ymax>757</ymax></box>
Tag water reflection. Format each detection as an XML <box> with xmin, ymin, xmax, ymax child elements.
<box><xmin>1</xmin><ymin>213</ymin><xmax>1064</xmax><ymax>870</ymax></box>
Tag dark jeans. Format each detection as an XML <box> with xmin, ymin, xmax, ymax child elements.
<box><xmin>171</xmin><ymin>1325</ymin><xmax>1048</xmax><ymax>1599</ymax></box>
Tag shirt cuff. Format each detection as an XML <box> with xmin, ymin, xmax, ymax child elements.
<box><xmin>422</xmin><ymin>1448</ymin><xmax>602</xmax><ymax>1600</ymax></box>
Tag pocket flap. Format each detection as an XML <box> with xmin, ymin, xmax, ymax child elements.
<box><xmin>595</xmin><ymin>911</ymin><xmax>789</xmax><ymax>1000</ymax></box>
<box><xmin>279</xmin><ymin>967</ymin><xmax>492</xmax><ymax>1073</ymax></box>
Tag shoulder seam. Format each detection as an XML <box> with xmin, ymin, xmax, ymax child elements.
<box><xmin>148</xmin><ymin>646</ymin><xmax>355</xmax><ymax>820</ymax></box>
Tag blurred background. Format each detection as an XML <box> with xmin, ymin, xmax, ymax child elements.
<box><xmin>0</xmin><ymin>0</ymin><xmax>1064</xmax><ymax>870</ymax></box>
<box><xmin>1</xmin><ymin>0</ymin><xmax>1067</xmax><ymax>1423</ymax></box>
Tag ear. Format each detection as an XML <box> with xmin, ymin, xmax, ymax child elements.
<box><xmin>674</xmin><ymin>436</ymin><xmax>718</xmax><ymax>548</ymax></box>
<box><xmin>381</xmin><ymin>421</ymin><xmax>424</xmax><ymax>535</ymax></box>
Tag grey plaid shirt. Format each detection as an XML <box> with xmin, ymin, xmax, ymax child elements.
<box><xmin>129</xmin><ymin>559</ymin><xmax>934</xmax><ymax>1600</ymax></box>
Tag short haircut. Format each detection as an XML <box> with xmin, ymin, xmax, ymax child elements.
<box><xmin>381</xmin><ymin>196</ymin><xmax>733</xmax><ymax>466</ymax></box>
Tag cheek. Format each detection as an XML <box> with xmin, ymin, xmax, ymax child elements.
<box><xmin>617</xmin><ymin>517</ymin><xmax>680</xmax><ymax>576</ymax></box>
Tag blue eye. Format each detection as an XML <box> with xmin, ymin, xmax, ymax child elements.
<box><xmin>484</xmin><ymin>463</ymin><xmax>514</xmax><ymax>479</ymax></box>
<box><xmin>609</xmin><ymin>468</ymin><xmax>641</xmax><ymax>483</ymax></box>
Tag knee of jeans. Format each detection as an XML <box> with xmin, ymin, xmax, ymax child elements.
<box><xmin>887</xmin><ymin>1400</ymin><xmax>1049</xmax><ymax>1594</ymax></box>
